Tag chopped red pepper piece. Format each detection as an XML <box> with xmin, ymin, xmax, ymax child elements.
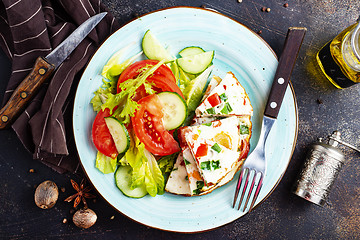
<box><xmin>207</xmin><ymin>93</ymin><xmax>221</xmax><ymax>107</ymax></box>
<box><xmin>196</xmin><ymin>143</ymin><xmax>208</xmax><ymax>158</ymax></box>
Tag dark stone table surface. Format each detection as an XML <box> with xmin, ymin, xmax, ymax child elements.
<box><xmin>1</xmin><ymin>0</ymin><xmax>360</xmax><ymax>239</ymax></box>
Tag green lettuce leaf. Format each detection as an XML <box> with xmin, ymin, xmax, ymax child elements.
<box><xmin>157</xmin><ymin>153</ymin><xmax>177</xmax><ymax>175</ymax></box>
<box><xmin>131</xmin><ymin>163</ymin><xmax>146</xmax><ymax>189</ymax></box>
<box><xmin>178</xmin><ymin>67</ymin><xmax>192</xmax><ymax>92</ymax></box>
<box><xmin>120</xmin><ymin>134</ymin><xmax>165</xmax><ymax>196</ymax></box>
<box><xmin>144</xmin><ymin>149</ymin><xmax>165</xmax><ymax>196</ymax></box>
<box><xmin>144</xmin><ymin>163</ymin><xmax>157</xmax><ymax>197</ymax></box>
<box><xmin>101</xmin><ymin>43</ymin><xmax>142</xmax><ymax>82</ymax></box>
<box><xmin>95</xmin><ymin>151</ymin><xmax>117</xmax><ymax>174</ymax></box>
<box><xmin>90</xmin><ymin>88</ymin><xmax>106</xmax><ymax>112</ymax></box>
<box><xmin>90</xmin><ymin>79</ymin><xmax>117</xmax><ymax>112</ymax></box>
<box><xmin>156</xmin><ymin>153</ymin><xmax>177</xmax><ymax>187</ymax></box>
<box><xmin>91</xmin><ymin>47</ymin><xmax>142</xmax><ymax>112</ymax></box>
<box><xmin>168</xmin><ymin>61</ymin><xmax>180</xmax><ymax>86</ymax></box>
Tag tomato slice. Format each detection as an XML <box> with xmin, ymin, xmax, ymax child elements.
<box><xmin>119</xmin><ymin>75</ymin><xmax>185</xmax><ymax>102</ymax></box>
<box><xmin>148</xmin><ymin>76</ymin><xmax>185</xmax><ymax>98</ymax></box>
<box><xmin>92</xmin><ymin>108</ymin><xmax>118</xmax><ymax>158</ymax></box>
<box><xmin>131</xmin><ymin>94</ymin><xmax>180</xmax><ymax>156</ymax></box>
<box><xmin>117</xmin><ymin>60</ymin><xmax>181</xmax><ymax>101</ymax></box>
<box><xmin>117</xmin><ymin>59</ymin><xmax>176</xmax><ymax>92</ymax></box>
<box><xmin>119</xmin><ymin>59</ymin><xmax>175</xmax><ymax>82</ymax></box>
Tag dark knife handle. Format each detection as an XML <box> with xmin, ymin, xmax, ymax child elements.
<box><xmin>0</xmin><ymin>57</ymin><xmax>55</xmax><ymax>129</ymax></box>
<box><xmin>264</xmin><ymin>27</ymin><xmax>306</xmax><ymax>119</ymax></box>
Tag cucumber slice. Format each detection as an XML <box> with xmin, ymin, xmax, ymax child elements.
<box><xmin>142</xmin><ymin>30</ymin><xmax>174</xmax><ymax>62</ymax></box>
<box><xmin>104</xmin><ymin>117</ymin><xmax>130</xmax><ymax>154</ymax></box>
<box><xmin>179</xmin><ymin>46</ymin><xmax>205</xmax><ymax>57</ymax></box>
<box><xmin>115</xmin><ymin>165</ymin><xmax>148</xmax><ymax>198</ymax></box>
<box><xmin>157</xmin><ymin>92</ymin><xmax>187</xmax><ymax>130</ymax></box>
<box><xmin>183</xmin><ymin>65</ymin><xmax>214</xmax><ymax>114</ymax></box>
<box><xmin>176</xmin><ymin>51</ymin><xmax>214</xmax><ymax>74</ymax></box>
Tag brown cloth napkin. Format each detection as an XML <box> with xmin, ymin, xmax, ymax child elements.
<box><xmin>0</xmin><ymin>0</ymin><xmax>120</xmax><ymax>173</ymax></box>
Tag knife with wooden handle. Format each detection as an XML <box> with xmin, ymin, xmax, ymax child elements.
<box><xmin>0</xmin><ymin>12</ymin><xmax>107</xmax><ymax>129</ymax></box>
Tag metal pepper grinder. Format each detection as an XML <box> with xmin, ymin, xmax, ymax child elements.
<box><xmin>293</xmin><ymin>131</ymin><xmax>360</xmax><ymax>206</ymax></box>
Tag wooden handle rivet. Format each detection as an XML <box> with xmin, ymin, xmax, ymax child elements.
<box><xmin>278</xmin><ymin>78</ymin><xmax>285</xmax><ymax>84</ymax></box>
<box><xmin>1</xmin><ymin>115</ymin><xmax>8</xmax><ymax>123</ymax></box>
<box><xmin>20</xmin><ymin>91</ymin><xmax>28</xmax><ymax>99</ymax></box>
<box><xmin>39</xmin><ymin>68</ymin><xmax>46</xmax><ymax>75</ymax></box>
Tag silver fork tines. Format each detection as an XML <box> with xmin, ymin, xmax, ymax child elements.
<box><xmin>232</xmin><ymin>116</ymin><xmax>275</xmax><ymax>212</ymax></box>
<box><xmin>232</xmin><ymin>168</ymin><xmax>248</xmax><ymax>209</ymax></box>
<box><xmin>244</xmin><ymin>170</ymin><xmax>264</xmax><ymax>211</ymax></box>
<box><xmin>233</xmin><ymin>168</ymin><xmax>264</xmax><ymax>212</ymax></box>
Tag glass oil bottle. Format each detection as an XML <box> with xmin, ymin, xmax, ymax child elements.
<box><xmin>316</xmin><ymin>18</ymin><xmax>360</xmax><ymax>88</ymax></box>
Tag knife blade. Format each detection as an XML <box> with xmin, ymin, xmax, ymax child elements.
<box><xmin>0</xmin><ymin>12</ymin><xmax>107</xmax><ymax>129</ymax></box>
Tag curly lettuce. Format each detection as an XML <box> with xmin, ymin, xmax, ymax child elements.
<box><xmin>100</xmin><ymin>60</ymin><xmax>164</xmax><ymax>124</ymax></box>
<box><xmin>90</xmin><ymin>45</ymin><xmax>142</xmax><ymax>112</ymax></box>
<box><xmin>101</xmin><ymin>43</ymin><xmax>142</xmax><ymax>82</ymax></box>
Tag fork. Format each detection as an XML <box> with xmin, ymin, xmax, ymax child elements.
<box><xmin>233</xmin><ymin>116</ymin><xmax>274</xmax><ymax>211</ymax></box>
<box><xmin>232</xmin><ymin>27</ymin><xmax>307</xmax><ymax>212</ymax></box>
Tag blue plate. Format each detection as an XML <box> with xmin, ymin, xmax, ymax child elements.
<box><xmin>73</xmin><ymin>7</ymin><xmax>298</xmax><ymax>233</ymax></box>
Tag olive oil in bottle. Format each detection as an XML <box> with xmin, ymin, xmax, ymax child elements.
<box><xmin>316</xmin><ymin>22</ymin><xmax>360</xmax><ymax>88</ymax></box>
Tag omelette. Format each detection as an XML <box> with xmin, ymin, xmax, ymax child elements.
<box><xmin>165</xmin><ymin>72</ymin><xmax>253</xmax><ymax>196</ymax></box>
<box><xmin>195</xmin><ymin>72</ymin><xmax>253</xmax><ymax>117</ymax></box>
<box><xmin>165</xmin><ymin>152</ymin><xmax>191</xmax><ymax>195</ymax></box>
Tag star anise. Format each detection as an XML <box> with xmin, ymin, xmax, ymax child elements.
<box><xmin>64</xmin><ymin>179</ymin><xmax>95</xmax><ymax>208</ymax></box>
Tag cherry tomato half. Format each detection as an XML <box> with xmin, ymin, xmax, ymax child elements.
<box><xmin>131</xmin><ymin>94</ymin><xmax>180</xmax><ymax>156</ymax></box>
